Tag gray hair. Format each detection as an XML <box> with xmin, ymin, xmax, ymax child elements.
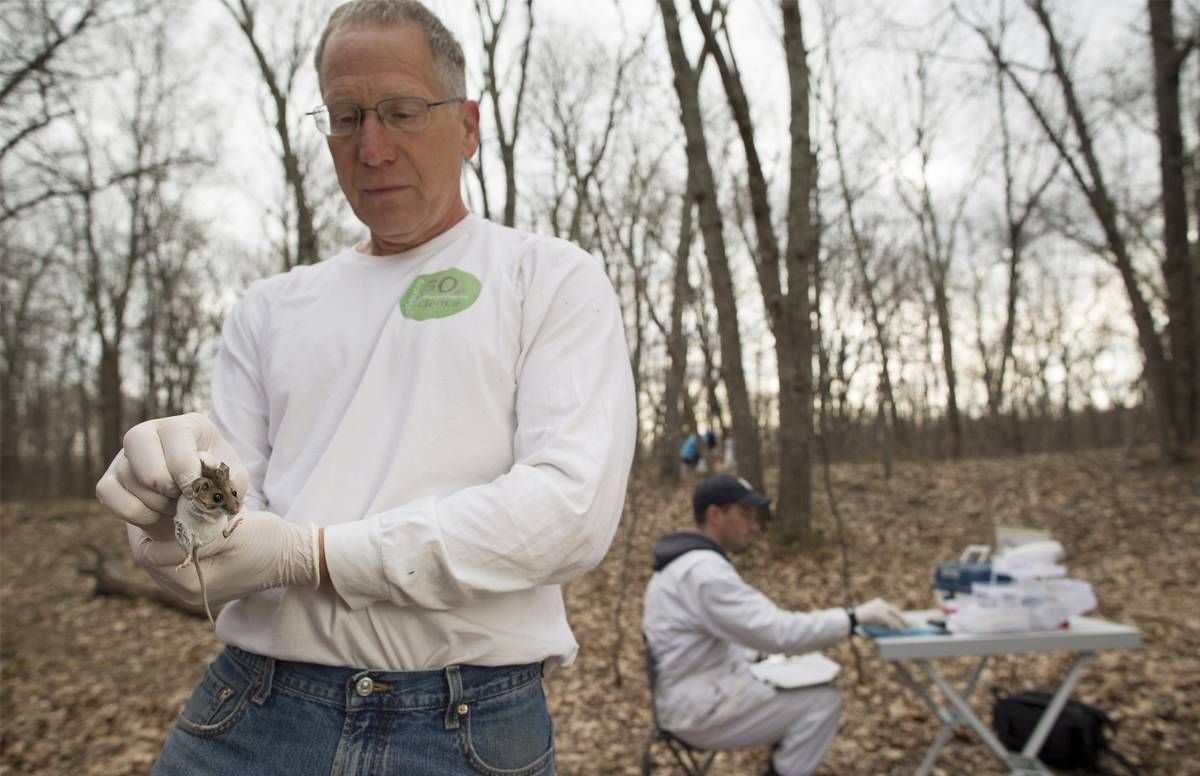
<box><xmin>314</xmin><ymin>0</ymin><xmax>467</xmax><ymax>98</ymax></box>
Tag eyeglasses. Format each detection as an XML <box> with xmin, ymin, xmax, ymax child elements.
<box><xmin>306</xmin><ymin>96</ymin><xmax>465</xmax><ymax>136</ymax></box>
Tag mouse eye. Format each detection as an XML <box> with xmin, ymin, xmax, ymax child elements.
<box><xmin>231</xmin><ymin>490</ymin><xmax>238</xmax><ymax>497</ymax></box>
<box><xmin>213</xmin><ymin>493</ymin><xmax>223</xmax><ymax>503</ymax></box>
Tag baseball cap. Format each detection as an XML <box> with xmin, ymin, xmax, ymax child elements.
<box><xmin>692</xmin><ymin>473</ymin><xmax>771</xmax><ymax>518</ymax></box>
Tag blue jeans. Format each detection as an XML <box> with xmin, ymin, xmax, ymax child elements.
<box><xmin>153</xmin><ymin>646</ymin><xmax>555</xmax><ymax>775</ymax></box>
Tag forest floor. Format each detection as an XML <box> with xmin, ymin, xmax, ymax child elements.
<box><xmin>2</xmin><ymin>447</ymin><xmax>1197</xmax><ymax>775</ymax></box>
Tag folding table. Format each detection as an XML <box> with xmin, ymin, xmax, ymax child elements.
<box><xmin>866</xmin><ymin>610</ymin><xmax>1142</xmax><ymax>776</ymax></box>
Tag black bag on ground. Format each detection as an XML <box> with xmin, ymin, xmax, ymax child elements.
<box><xmin>991</xmin><ymin>690</ymin><xmax>1138</xmax><ymax>774</ymax></box>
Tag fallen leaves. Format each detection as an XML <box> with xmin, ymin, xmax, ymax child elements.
<box><xmin>1</xmin><ymin>449</ymin><xmax>1197</xmax><ymax>774</ymax></box>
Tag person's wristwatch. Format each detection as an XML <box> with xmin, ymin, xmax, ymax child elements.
<box><xmin>846</xmin><ymin>607</ymin><xmax>858</xmax><ymax>637</ymax></box>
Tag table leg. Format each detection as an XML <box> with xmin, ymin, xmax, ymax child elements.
<box><xmin>1019</xmin><ymin>651</ymin><xmax>1093</xmax><ymax>759</ymax></box>
<box><xmin>918</xmin><ymin>661</ymin><xmax>1051</xmax><ymax>775</ymax></box>
<box><xmin>891</xmin><ymin>657</ymin><xmax>989</xmax><ymax>776</ymax></box>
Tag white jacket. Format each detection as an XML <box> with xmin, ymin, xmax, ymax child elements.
<box><xmin>642</xmin><ymin>533</ymin><xmax>850</xmax><ymax>731</ymax></box>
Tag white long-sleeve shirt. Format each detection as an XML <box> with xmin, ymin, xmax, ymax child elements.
<box><xmin>209</xmin><ymin>214</ymin><xmax>636</xmax><ymax>671</ymax></box>
<box><xmin>642</xmin><ymin>539</ymin><xmax>850</xmax><ymax>729</ymax></box>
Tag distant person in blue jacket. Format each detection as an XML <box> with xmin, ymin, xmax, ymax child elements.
<box><xmin>680</xmin><ymin>433</ymin><xmax>701</xmax><ymax>472</ymax></box>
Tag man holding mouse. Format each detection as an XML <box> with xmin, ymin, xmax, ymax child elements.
<box><xmin>95</xmin><ymin>2</ymin><xmax>635</xmax><ymax>773</ymax></box>
<box><xmin>642</xmin><ymin>474</ymin><xmax>906</xmax><ymax>776</ymax></box>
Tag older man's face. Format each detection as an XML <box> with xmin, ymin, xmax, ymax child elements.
<box><xmin>319</xmin><ymin>24</ymin><xmax>479</xmax><ymax>255</ymax></box>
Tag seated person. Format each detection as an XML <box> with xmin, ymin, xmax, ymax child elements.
<box><xmin>642</xmin><ymin>474</ymin><xmax>906</xmax><ymax>776</ymax></box>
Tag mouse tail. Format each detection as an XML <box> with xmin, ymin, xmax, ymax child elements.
<box><xmin>193</xmin><ymin>549</ymin><xmax>215</xmax><ymax>626</ymax></box>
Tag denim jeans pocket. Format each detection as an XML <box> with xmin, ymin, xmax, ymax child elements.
<box><xmin>174</xmin><ymin>651</ymin><xmax>255</xmax><ymax>739</ymax></box>
<box><xmin>459</xmin><ymin>677</ymin><xmax>555</xmax><ymax>775</ymax></box>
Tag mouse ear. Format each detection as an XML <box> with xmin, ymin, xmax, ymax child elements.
<box><xmin>193</xmin><ymin>479</ymin><xmax>211</xmax><ymax>496</ymax></box>
<box><xmin>218</xmin><ymin>462</ymin><xmax>230</xmax><ymax>477</ymax></box>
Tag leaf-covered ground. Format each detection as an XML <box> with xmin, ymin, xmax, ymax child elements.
<box><xmin>2</xmin><ymin>448</ymin><xmax>1197</xmax><ymax>775</ymax></box>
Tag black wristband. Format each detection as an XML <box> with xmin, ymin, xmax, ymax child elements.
<box><xmin>846</xmin><ymin>607</ymin><xmax>857</xmax><ymax>637</ymax></box>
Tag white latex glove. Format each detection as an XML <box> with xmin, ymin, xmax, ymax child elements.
<box><xmin>854</xmin><ymin>598</ymin><xmax>907</xmax><ymax>630</ymax></box>
<box><xmin>129</xmin><ymin>511</ymin><xmax>319</xmax><ymax>608</ymax></box>
<box><xmin>96</xmin><ymin>413</ymin><xmax>250</xmax><ymax>541</ymax></box>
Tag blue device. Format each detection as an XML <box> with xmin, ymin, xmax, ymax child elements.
<box><xmin>933</xmin><ymin>563</ymin><xmax>1011</xmax><ymax>597</ymax></box>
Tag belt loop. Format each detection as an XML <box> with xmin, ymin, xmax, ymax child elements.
<box><xmin>443</xmin><ymin>665</ymin><xmax>464</xmax><ymax>731</ymax></box>
<box><xmin>252</xmin><ymin>656</ymin><xmax>275</xmax><ymax>705</ymax></box>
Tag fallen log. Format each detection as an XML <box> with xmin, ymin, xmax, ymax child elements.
<box><xmin>77</xmin><ymin>542</ymin><xmax>212</xmax><ymax>619</ymax></box>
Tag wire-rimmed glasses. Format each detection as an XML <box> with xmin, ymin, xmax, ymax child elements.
<box><xmin>306</xmin><ymin>96</ymin><xmax>465</xmax><ymax>136</ymax></box>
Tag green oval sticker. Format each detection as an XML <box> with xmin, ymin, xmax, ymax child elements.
<box><xmin>399</xmin><ymin>268</ymin><xmax>481</xmax><ymax>320</ymax></box>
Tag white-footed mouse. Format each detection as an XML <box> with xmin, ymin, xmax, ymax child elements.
<box><xmin>174</xmin><ymin>461</ymin><xmax>243</xmax><ymax>625</ymax></box>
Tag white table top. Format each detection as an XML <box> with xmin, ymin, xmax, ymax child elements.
<box><xmin>867</xmin><ymin>610</ymin><xmax>1143</xmax><ymax>660</ymax></box>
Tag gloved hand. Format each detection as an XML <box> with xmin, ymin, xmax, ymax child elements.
<box><xmin>96</xmin><ymin>413</ymin><xmax>250</xmax><ymax>542</ymax></box>
<box><xmin>854</xmin><ymin>597</ymin><xmax>907</xmax><ymax>630</ymax></box>
<box><xmin>129</xmin><ymin>511</ymin><xmax>320</xmax><ymax>608</ymax></box>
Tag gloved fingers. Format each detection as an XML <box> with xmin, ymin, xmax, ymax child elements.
<box><xmin>157</xmin><ymin>413</ymin><xmax>213</xmax><ymax>491</ymax></box>
<box><xmin>134</xmin><ymin>533</ymin><xmax>191</xmax><ymax>568</ymax></box>
<box><xmin>122</xmin><ymin>419</ymin><xmax>184</xmax><ymax>499</ymax></box>
<box><xmin>133</xmin><ymin>512</ymin><xmax>312</xmax><ymax>606</ymax></box>
<box><xmin>125</xmin><ymin>522</ymin><xmax>176</xmax><ymax>557</ymax></box>
<box><xmin>192</xmin><ymin>511</ymin><xmax>316</xmax><ymax>588</ymax></box>
<box><xmin>128</xmin><ymin>529</ymin><xmax>202</xmax><ymax>602</ymax></box>
<box><xmin>879</xmin><ymin>604</ymin><xmax>907</xmax><ymax>630</ymax></box>
<box><xmin>96</xmin><ymin>453</ymin><xmax>174</xmax><ymax>527</ymax></box>
<box><xmin>113</xmin><ymin>454</ymin><xmax>176</xmax><ymax>515</ymax></box>
<box><xmin>856</xmin><ymin>598</ymin><xmax>908</xmax><ymax>629</ymax></box>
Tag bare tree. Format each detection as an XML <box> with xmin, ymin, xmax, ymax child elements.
<box><xmin>679</xmin><ymin>0</ymin><xmax>820</xmax><ymax>533</ymax></box>
<box><xmin>822</xmin><ymin>13</ymin><xmax>902</xmax><ymax>476</ymax></box>
<box><xmin>1148</xmin><ymin>0</ymin><xmax>1198</xmax><ymax>443</ymax></box>
<box><xmin>0</xmin><ymin>241</ymin><xmax>55</xmax><ymax>491</ymax></box>
<box><xmin>965</xmin><ymin>0</ymin><xmax>1189</xmax><ymax>460</ymax></box>
<box><xmin>977</xmin><ymin>32</ymin><xmax>1060</xmax><ymax>443</ymax></box>
<box><xmin>539</xmin><ymin>29</ymin><xmax>644</xmax><ymax>247</ymax></box>
<box><xmin>658</xmin><ymin>0</ymin><xmax>764</xmax><ymax>490</ymax></box>
<box><xmin>217</xmin><ymin>0</ymin><xmax>325</xmax><ymax>268</ymax></box>
<box><xmin>473</xmin><ymin>0</ymin><xmax>534</xmax><ymax>227</ymax></box>
<box><xmin>594</xmin><ymin>150</ymin><xmax>673</xmax><ymax>464</ymax></box>
<box><xmin>0</xmin><ymin>0</ymin><xmax>148</xmax><ymax>225</ymax></box>
<box><xmin>893</xmin><ymin>49</ymin><xmax>978</xmax><ymax>459</ymax></box>
<box><xmin>814</xmin><ymin>241</ymin><xmax>867</xmax><ymax>454</ymax></box>
<box><xmin>139</xmin><ymin>213</ymin><xmax>224</xmax><ymax>419</ymax></box>
<box><xmin>52</xmin><ymin>14</ymin><xmax>202</xmax><ymax>460</ymax></box>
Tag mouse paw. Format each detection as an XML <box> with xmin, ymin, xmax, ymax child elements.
<box><xmin>222</xmin><ymin>516</ymin><xmax>244</xmax><ymax>538</ymax></box>
<box><xmin>176</xmin><ymin>556</ymin><xmax>193</xmax><ymax>571</ymax></box>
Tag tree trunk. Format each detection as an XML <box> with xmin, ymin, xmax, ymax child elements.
<box><xmin>97</xmin><ymin>341</ymin><xmax>123</xmax><ymax>461</ymax></box>
<box><xmin>630</xmin><ymin>258</ymin><xmax>645</xmax><ymax>464</ymax></box>
<box><xmin>694</xmin><ymin>305</ymin><xmax>727</xmax><ymax>439</ymax></box>
<box><xmin>658</xmin><ymin>0</ymin><xmax>762</xmax><ymax>488</ymax></box>
<box><xmin>686</xmin><ymin>0</ymin><xmax>815</xmax><ymax>530</ymax></box>
<box><xmin>778</xmin><ymin>0</ymin><xmax>816</xmax><ymax>534</ymax></box>
<box><xmin>660</xmin><ymin>187</ymin><xmax>694</xmax><ymax>482</ymax></box>
<box><xmin>1148</xmin><ymin>0</ymin><xmax>1198</xmax><ymax>443</ymax></box>
<box><xmin>932</xmin><ymin>283</ymin><xmax>962</xmax><ymax>458</ymax></box>
<box><xmin>78</xmin><ymin>368</ymin><xmax>97</xmax><ymax>491</ymax></box>
<box><xmin>0</xmin><ymin>365</ymin><xmax>21</xmax><ymax>495</ymax></box>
